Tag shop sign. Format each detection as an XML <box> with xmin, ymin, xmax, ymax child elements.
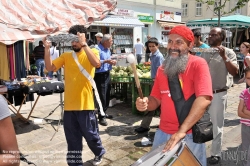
<box><xmin>114</xmin><ymin>8</ymin><xmax>134</xmax><ymax>17</ymax></box>
<box><xmin>137</xmin><ymin>15</ymin><xmax>154</xmax><ymax>23</ymax></box>
<box><xmin>156</xmin><ymin>11</ymin><xmax>182</xmax><ymax>22</ymax></box>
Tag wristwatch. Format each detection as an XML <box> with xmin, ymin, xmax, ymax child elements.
<box><xmin>225</xmin><ymin>57</ymin><xmax>230</xmax><ymax>62</ymax></box>
<box><xmin>81</xmin><ymin>43</ymin><xmax>88</xmax><ymax>47</ymax></box>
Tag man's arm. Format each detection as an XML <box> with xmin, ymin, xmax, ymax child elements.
<box><xmin>217</xmin><ymin>46</ymin><xmax>238</xmax><ymax>76</ymax></box>
<box><xmin>0</xmin><ymin>117</ymin><xmax>20</xmax><ymax>166</ymax></box>
<box><xmin>163</xmin><ymin>95</ymin><xmax>211</xmax><ymax>151</ymax></box>
<box><xmin>136</xmin><ymin>96</ymin><xmax>161</xmax><ymax>112</ymax></box>
<box><xmin>42</xmin><ymin>38</ymin><xmax>56</xmax><ymax>71</ymax></box>
<box><xmin>78</xmin><ymin>33</ymin><xmax>101</xmax><ymax>68</ymax></box>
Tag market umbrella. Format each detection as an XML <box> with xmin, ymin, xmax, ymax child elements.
<box><xmin>0</xmin><ymin>0</ymin><xmax>117</xmax><ymax>45</ymax></box>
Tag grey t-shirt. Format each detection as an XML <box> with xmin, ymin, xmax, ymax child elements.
<box><xmin>200</xmin><ymin>47</ymin><xmax>238</xmax><ymax>90</ymax></box>
<box><xmin>0</xmin><ymin>95</ymin><xmax>10</xmax><ymax>120</ymax></box>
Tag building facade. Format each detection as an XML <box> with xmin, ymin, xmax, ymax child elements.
<box><xmin>88</xmin><ymin>0</ymin><xmax>183</xmax><ymax>55</ymax></box>
<box><xmin>181</xmin><ymin>0</ymin><xmax>250</xmax><ymax>22</ymax></box>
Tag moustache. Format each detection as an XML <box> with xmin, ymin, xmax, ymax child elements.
<box><xmin>168</xmin><ymin>49</ymin><xmax>181</xmax><ymax>54</ymax></box>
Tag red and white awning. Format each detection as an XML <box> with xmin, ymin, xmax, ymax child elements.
<box><xmin>0</xmin><ymin>0</ymin><xmax>117</xmax><ymax>45</ymax></box>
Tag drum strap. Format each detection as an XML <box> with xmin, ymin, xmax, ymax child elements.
<box><xmin>72</xmin><ymin>52</ymin><xmax>105</xmax><ymax>116</ymax></box>
<box><xmin>167</xmin><ymin>75</ymin><xmax>196</xmax><ymax>125</ymax></box>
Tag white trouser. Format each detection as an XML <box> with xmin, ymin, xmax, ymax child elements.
<box><xmin>208</xmin><ymin>91</ymin><xmax>227</xmax><ymax>157</ymax></box>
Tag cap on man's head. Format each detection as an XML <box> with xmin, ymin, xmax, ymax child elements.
<box><xmin>169</xmin><ymin>25</ymin><xmax>194</xmax><ymax>42</ymax></box>
<box><xmin>95</xmin><ymin>32</ymin><xmax>103</xmax><ymax>38</ymax></box>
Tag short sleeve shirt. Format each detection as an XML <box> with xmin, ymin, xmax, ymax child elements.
<box><xmin>200</xmin><ymin>47</ymin><xmax>238</xmax><ymax>90</ymax></box>
<box><xmin>151</xmin><ymin>55</ymin><xmax>213</xmax><ymax>134</ymax></box>
<box><xmin>52</xmin><ymin>49</ymin><xmax>99</xmax><ymax>111</ymax></box>
<box><xmin>0</xmin><ymin>95</ymin><xmax>10</xmax><ymax>120</ymax></box>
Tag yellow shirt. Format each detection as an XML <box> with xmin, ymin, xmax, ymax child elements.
<box><xmin>52</xmin><ymin>48</ymin><xmax>99</xmax><ymax>111</ymax></box>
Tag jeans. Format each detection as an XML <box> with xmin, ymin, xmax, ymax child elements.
<box><xmin>35</xmin><ymin>59</ymin><xmax>45</xmax><ymax>77</ymax></box>
<box><xmin>48</xmin><ymin>70</ymin><xmax>61</xmax><ymax>81</ymax></box>
<box><xmin>152</xmin><ymin>129</ymin><xmax>207</xmax><ymax>166</ymax></box>
<box><xmin>136</xmin><ymin>54</ymin><xmax>142</xmax><ymax>64</ymax></box>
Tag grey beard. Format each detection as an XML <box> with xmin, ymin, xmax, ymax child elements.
<box><xmin>162</xmin><ymin>52</ymin><xmax>189</xmax><ymax>80</ymax></box>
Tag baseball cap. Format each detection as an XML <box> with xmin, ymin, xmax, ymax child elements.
<box><xmin>95</xmin><ymin>32</ymin><xmax>103</xmax><ymax>38</ymax></box>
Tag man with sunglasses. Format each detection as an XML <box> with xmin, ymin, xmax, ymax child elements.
<box><xmin>43</xmin><ymin>25</ymin><xmax>105</xmax><ymax>166</ymax></box>
<box><xmin>200</xmin><ymin>27</ymin><xmax>238</xmax><ymax>165</ymax></box>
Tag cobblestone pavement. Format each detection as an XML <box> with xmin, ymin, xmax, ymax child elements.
<box><xmin>11</xmin><ymin>81</ymin><xmax>246</xmax><ymax>166</ymax></box>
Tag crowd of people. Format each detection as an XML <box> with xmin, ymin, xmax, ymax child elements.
<box><xmin>3</xmin><ymin>24</ymin><xmax>250</xmax><ymax>166</ymax></box>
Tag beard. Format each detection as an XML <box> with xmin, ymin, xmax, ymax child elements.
<box><xmin>72</xmin><ymin>46</ymin><xmax>81</xmax><ymax>52</ymax></box>
<box><xmin>162</xmin><ymin>49</ymin><xmax>189</xmax><ymax>80</ymax></box>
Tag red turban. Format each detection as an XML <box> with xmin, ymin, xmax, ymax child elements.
<box><xmin>169</xmin><ymin>25</ymin><xmax>194</xmax><ymax>42</ymax></box>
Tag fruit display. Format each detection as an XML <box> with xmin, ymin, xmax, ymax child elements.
<box><xmin>110</xmin><ymin>63</ymin><xmax>151</xmax><ymax>82</ymax></box>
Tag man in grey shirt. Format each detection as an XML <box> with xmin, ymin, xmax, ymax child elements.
<box><xmin>200</xmin><ymin>27</ymin><xmax>238</xmax><ymax>165</ymax></box>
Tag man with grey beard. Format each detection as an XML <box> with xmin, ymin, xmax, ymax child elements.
<box><xmin>200</xmin><ymin>27</ymin><xmax>238</xmax><ymax>165</ymax></box>
<box><xmin>136</xmin><ymin>25</ymin><xmax>213</xmax><ymax>166</ymax></box>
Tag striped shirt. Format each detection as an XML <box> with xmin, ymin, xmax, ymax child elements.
<box><xmin>239</xmin><ymin>88</ymin><xmax>250</xmax><ymax>126</ymax></box>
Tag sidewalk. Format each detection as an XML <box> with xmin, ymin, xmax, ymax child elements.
<box><xmin>11</xmin><ymin>81</ymin><xmax>245</xmax><ymax>166</ymax></box>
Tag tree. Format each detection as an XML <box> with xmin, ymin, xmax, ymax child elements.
<box><xmin>196</xmin><ymin>0</ymin><xmax>250</xmax><ymax>26</ymax></box>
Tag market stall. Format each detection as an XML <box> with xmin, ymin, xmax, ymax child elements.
<box><xmin>0</xmin><ymin>0</ymin><xmax>117</xmax><ymax>121</ymax></box>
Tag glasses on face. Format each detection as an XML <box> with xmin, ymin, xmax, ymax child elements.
<box><xmin>208</xmin><ymin>34</ymin><xmax>218</xmax><ymax>37</ymax></box>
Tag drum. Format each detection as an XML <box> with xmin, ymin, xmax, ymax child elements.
<box><xmin>131</xmin><ymin>141</ymin><xmax>201</xmax><ymax>166</ymax></box>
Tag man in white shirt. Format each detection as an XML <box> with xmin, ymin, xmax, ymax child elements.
<box><xmin>48</xmin><ymin>42</ymin><xmax>61</xmax><ymax>80</ymax></box>
<box><xmin>134</xmin><ymin>38</ymin><xmax>145</xmax><ymax>64</ymax></box>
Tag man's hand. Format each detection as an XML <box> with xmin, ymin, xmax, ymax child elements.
<box><xmin>216</xmin><ymin>46</ymin><xmax>227</xmax><ymax>60</ymax></box>
<box><xmin>42</xmin><ymin>37</ymin><xmax>51</xmax><ymax>49</ymax></box>
<box><xmin>77</xmin><ymin>32</ymin><xmax>87</xmax><ymax>46</ymax></box>
<box><xmin>105</xmin><ymin>59</ymin><xmax>116</xmax><ymax>65</ymax></box>
<box><xmin>162</xmin><ymin>132</ymin><xmax>186</xmax><ymax>152</ymax></box>
<box><xmin>136</xmin><ymin>97</ymin><xmax>148</xmax><ymax>112</ymax></box>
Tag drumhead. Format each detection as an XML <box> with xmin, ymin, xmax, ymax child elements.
<box><xmin>131</xmin><ymin>141</ymin><xmax>183</xmax><ymax>166</ymax></box>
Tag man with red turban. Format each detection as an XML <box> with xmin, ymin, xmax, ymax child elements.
<box><xmin>136</xmin><ymin>25</ymin><xmax>213</xmax><ymax>165</ymax></box>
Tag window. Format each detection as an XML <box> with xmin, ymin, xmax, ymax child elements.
<box><xmin>235</xmin><ymin>1</ymin><xmax>241</xmax><ymax>14</ymax></box>
<box><xmin>196</xmin><ymin>3</ymin><xmax>202</xmax><ymax>16</ymax></box>
<box><xmin>182</xmin><ymin>3</ymin><xmax>188</xmax><ymax>17</ymax></box>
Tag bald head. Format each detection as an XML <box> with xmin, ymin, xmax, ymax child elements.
<box><xmin>208</xmin><ymin>27</ymin><xmax>226</xmax><ymax>46</ymax></box>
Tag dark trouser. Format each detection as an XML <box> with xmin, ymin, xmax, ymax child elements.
<box><xmin>94</xmin><ymin>71</ymin><xmax>111</xmax><ymax>118</ymax></box>
<box><xmin>145</xmin><ymin>53</ymin><xmax>150</xmax><ymax>62</ymax></box>
<box><xmin>136</xmin><ymin>54</ymin><xmax>142</xmax><ymax>64</ymax></box>
<box><xmin>63</xmin><ymin>111</ymin><xmax>105</xmax><ymax>166</ymax></box>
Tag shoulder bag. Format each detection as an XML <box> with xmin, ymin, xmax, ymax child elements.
<box><xmin>168</xmin><ymin>75</ymin><xmax>213</xmax><ymax>143</ymax></box>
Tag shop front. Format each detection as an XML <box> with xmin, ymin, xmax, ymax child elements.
<box><xmin>91</xmin><ymin>8</ymin><xmax>144</xmax><ymax>55</ymax></box>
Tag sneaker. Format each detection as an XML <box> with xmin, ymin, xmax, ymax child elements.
<box><xmin>99</xmin><ymin>118</ymin><xmax>108</xmax><ymax>126</ymax></box>
<box><xmin>92</xmin><ymin>155</ymin><xmax>103</xmax><ymax>165</ymax></box>
<box><xmin>134</xmin><ymin>127</ymin><xmax>150</xmax><ymax>133</ymax></box>
<box><xmin>209</xmin><ymin>156</ymin><xmax>221</xmax><ymax>165</ymax></box>
<box><xmin>105</xmin><ymin>114</ymin><xmax>113</xmax><ymax>119</ymax></box>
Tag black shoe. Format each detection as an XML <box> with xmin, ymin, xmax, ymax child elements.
<box><xmin>105</xmin><ymin>114</ymin><xmax>113</xmax><ymax>119</ymax></box>
<box><xmin>209</xmin><ymin>156</ymin><xmax>221</xmax><ymax>165</ymax></box>
<box><xmin>99</xmin><ymin>118</ymin><xmax>108</xmax><ymax>126</ymax></box>
<box><xmin>134</xmin><ymin>127</ymin><xmax>150</xmax><ymax>133</ymax></box>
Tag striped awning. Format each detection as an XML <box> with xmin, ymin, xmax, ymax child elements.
<box><xmin>157</xmin><ymin>20</ymin><xmax>186</xmax><ymax>27</ymax></box>
<box><xmin>93</xmin><ymin>15</ymin><xmax>144</xmax><ymax>27</ymax></box>
<box><xmin>0</xmin><ymin>0</ymin><xmax>117</xmax><ymax>45</ymax></box>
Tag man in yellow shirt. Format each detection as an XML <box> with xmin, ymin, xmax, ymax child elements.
<box><xmin>43</xmin><ymin>25</ymin><xmax>105</xmax><ymax>166</ymax></box>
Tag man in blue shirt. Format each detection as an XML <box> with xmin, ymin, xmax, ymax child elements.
<box><xmin>94</xmin><ymin>34</ymin><xmax>116</xmax><ymax>126</ymax></box>
<box><xmin>135</xmin><ymin>37</ymin><xmax>164</xmax><ymax>133</ymax></box>
<box><xmin>193</xmin><ymin>30</ymin><xmax>210</xmax><ymax>56</ymax></box>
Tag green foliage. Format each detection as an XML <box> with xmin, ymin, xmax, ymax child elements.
<box><xmin>196</xmin><ymin>0</ymin><xmax>249</xmax><ymax>16</ymax></box>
